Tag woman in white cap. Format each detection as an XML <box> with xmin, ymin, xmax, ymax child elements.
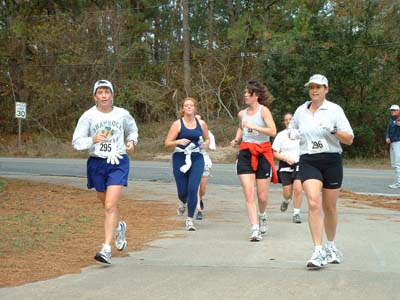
<box><xmin>288</xmin><ymin>74</ymin><xmax>354</xmax><ymax>269</ymax></box>
<box><xmin>385</xmin><ymin>104</ymin><xmax>400</xmax><ymax>189</ymax></box>
<box><xmin>72</xmin><ymin>80</ymin><xmax>139</xmax><ymax>264</ymax></box>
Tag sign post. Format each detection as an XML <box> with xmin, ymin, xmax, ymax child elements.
<box><xmin>15</xmin><ymin>102</ymin><xmax>27</xmax><ymax>149</ymax></box>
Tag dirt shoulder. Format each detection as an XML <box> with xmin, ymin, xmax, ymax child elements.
<box><xmin>0</xmin><ymin>178</ymin><xmax>181</xmax><ymax>288</ymax></box>
<box><xmin>340</xmin><ymin>189</ymin><xmax>400</xmax><ymax>211</ymax></box>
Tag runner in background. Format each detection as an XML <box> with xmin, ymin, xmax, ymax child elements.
<box><xmin>72</xmin><ymin>80</ymin><xmax>138</xmax><ymax>264</ymax></box>
<box><xmin>195</xmin><ymin>114</ymin><xmax>216</xmax><ymax>220</ymax></box>
<box><xmin>272</xmin><ymin>112</ymin><xmax>303</xmax><ymax>223</ymax></box>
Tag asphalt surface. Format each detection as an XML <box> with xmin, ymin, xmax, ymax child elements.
<box><xmin>0</xmin><ymin>175</ymin><xmax>399</xmax><ymax>300</ymax></box>
<box><xmin>0</xmin><ymin>157</ymin><xmax>398</xmax><ymax>195</ymax></box>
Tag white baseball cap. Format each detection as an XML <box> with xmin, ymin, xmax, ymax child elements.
<box><xmin>390</xmin><ymin>104</ymin><xmax>400</xmax><ymax>110</ymax></box>
<box><xmin>93</xmin><ymin>80</ymin><xmax>114</xmax><ymax>95</ymax></box>
<box><xmin>304</xmin><ymin>74</ymin><xmax>328</xmax><ymax>87</ymax></box>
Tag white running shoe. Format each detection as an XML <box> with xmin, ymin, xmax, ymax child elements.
<box><xmin>250</xmin><ymin>229</ymin><xmax>262</xmax><ymax>242</ymax></box>
<box><xmin>94</xmin><ymin>245</ymin><xmax>112</xmax><ymax>264</ymax></box>
<box><xmin>114</xmin><ymin>220</ymin><xmax>127</xmax><ymax>251</ymax></box>
<box><xmin>177</xmin><ymin>202</ymin><xmax>186</xmax><ymax>215</ymax></box>
<box><xmin>185</xmin><ymin>218</ymin><xmax>196</xmax><ymax>231</ymax></box>
<box><xmin>292</xmin><ymin>214</ymin><xmax>302</xmax><ymax>224</ymax></box>
<box><xmin>325</xmin><ymin>244</ymin><xmax>342</xmax><ymax>264</ymax></box>
<box><xmin>259</xmin><ymin>213</ymin><xmax>268</xmax><ymax>234</ymax></box>
<box><xmin>306</xmin><ymin>250</ymin><xmax>327</xmax><ymax>269</ymax></box>
<box><xmin>388</xmin><ymin>183</ymin><xmax>400</xmax><ymax>189</ymax></box>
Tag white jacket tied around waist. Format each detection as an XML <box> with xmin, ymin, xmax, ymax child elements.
<box><xmin>173</xmin><ymin>143</ymin><xmax>201</xmax><ymax>173</ymax></box>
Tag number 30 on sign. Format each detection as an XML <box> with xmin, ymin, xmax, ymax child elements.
<box><xmin>15</xmin><ymin>102</ymin><xmax>27</xmax><ymax>119</ymax></box>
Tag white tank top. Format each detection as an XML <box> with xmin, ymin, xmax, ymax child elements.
<box><xmin>242</xmin><ymin>105</ymin><xmax>270</xmax><ymax>144</ymax></box>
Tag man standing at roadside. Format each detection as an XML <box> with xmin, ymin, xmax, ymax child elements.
<box><xmin>386</xmin><ymin>104</ymin><xmax>400</xmax><ymax>189</ymax></box>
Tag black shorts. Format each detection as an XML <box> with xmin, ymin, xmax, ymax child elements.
<box><xmin>299</xmin><ymin>153</ymin><xmax>343</xmax><ymax>189</ymax></box>
<box><xmin>236</xmin><ymin>149</ymin><xmax>272</xmax><ymax>179</ymax></box>
<box><xmin>278</xmin><ymin>163</ymin><xmax>300</xmax><ymax>186</ymax></box>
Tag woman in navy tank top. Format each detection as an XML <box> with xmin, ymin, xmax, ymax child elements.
<box><xmin>165</xmin><ymin>97</ymin><xmax>210</xmax><ymax>231</ymax></box>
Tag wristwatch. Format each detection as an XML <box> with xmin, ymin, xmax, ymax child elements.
<box><xmin>330</xmin><ymin>126</ymin><xmax>337</xmax><ymax>134</ymax></box>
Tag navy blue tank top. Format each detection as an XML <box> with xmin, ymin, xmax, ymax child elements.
<box><xmin>176</xmin><ymin>118</ymin><xmax>203</xmax><ymax>149</ymax></box>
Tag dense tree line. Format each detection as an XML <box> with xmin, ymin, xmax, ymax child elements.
<box><xmin>0</xmin><ymin>0</ymin><xmax>399</xmax><ymax>157</ymax></box>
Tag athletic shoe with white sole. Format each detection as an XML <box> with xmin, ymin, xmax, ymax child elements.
<box><xmin>292</xmin><ymin>214</ymin><xmax>302</xmax><ymax>224</ymax></box>
<box><xmin>388</xmin><ymin>183</ymin><xmax>400</xmax><ymax>189</ymax></box>
<box><xmin>196</xmin><ymin>210</ymin><xmax>203</xmax><ymax>220</ymax></box>
<box><xmin>306</xmin><ymin>250</ymin><xmax>327</xmax><ymax>269</ymax></box>
<box><xmin>250</xmin><ymin>229</ymin><xmax>262</xmax><ymax>242</ymax></box>
<box><xmin>185</xmin><ymin>218</ymin><xmax>196</xmax><ymax>231</ymax></box>
<box><xmin>94</xmin><ymin>245</ymin><xmax>111</xmax><ymax>264</ymax></box>
<box><xmin>325</xmin><ymin>245</ymin><xmax>342</xmax><ymax>264</ymax></box>
<box><xmin>280</xmin><ymin>200</ymin><xmax>290</xmax><ymax>212</ymax></box>
<box><xmin>259</xmin><ymin>213</ymin><xmax>268</xmax><ymax>234</ymax></box>
<box><xmin>177</xmin><ymin>202</ymin><xmax>186</xmax><ymax>215</ymax></box>
<box><xmin>114</xmin><ymin>220</ymin><xmax>127</xmax><ymax>251</ymax></box>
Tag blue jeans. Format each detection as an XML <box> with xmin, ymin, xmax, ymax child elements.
<box><xmin>390</xmin><ymin>141</ymin><xmax>400</xmax><ymax>184</ymax></box>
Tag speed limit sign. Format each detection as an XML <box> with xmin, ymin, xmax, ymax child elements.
<box><xmin>15</xmin><ymin>102</ymin><xmax>27</xmax><ymax>119</ymax></box>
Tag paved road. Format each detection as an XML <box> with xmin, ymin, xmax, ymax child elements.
<box><xmin>0</xmin><ymin>157</ymin><xmax>398</xmax><ymax>195</ymax></box>
<box><xmin>0</xmin><ymin>175</ymin><xmax>399</xmax><ymax>300</ymax></box>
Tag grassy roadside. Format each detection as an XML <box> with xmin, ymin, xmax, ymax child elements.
<box><xmin>342</xmin><ymin>157</ymin><xmax>390</xmax><ymax>169</ymax></box>
<box><xmin>0</xmin><ymin>178</ymin><xmax>6</xmax><ymax>191</ymax></box>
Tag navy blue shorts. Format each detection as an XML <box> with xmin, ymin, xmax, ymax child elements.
<box><xmin>299</xmin><ymin>153</ymin><xmax>342</xmax><ymax>189</ymax></box>
<box><xmin>236</xmin><ymin>149</ymin><xmax>272</xmax><ymax>179</ymax></box>
<box><xmin>87</xmin><ymin>155</ymin><xmax>130</xmax><ymax>192</ymax></box>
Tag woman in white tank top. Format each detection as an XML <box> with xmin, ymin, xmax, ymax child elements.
<box><xmin>230</xmin><ymin>80</ymin><xmax>277</xmax><ymax>242</ymax></box>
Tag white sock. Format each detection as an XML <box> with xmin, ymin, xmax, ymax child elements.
<box><xmin>251</xmin><ymin>224</ymin><xmax>259</xmax><ymax>231</ymax></box>
<box><xmin>314</xmin><ymin>245</ymin><xmax>323</xmax><ymax>253</ymax></box>
<box><xmin>102</xmin><ymin>244</ymin><xmax>111</xmax><ymax>252</ymax></box>
<box><xmin>115</xmin><ymin>222</ymin><xmax>121</xmax><ymax>232</ymax></box>
<box><xmin>285</xmin><ymin>198</ymin><xmax>291</xmax><ymax>203</ymax></box>
<box><xmin>293</xmin><ymin>208</ymin><xmax>300</xmax><ymax>215</ymax></box>
<box><xmin>326</xmin><ymin>240</ymin><xmax>336</xmax><ymax>249</ymax></box>
<box><xmin>258</xmin><ymin>211</ymin><xmax>266</xmax><ymax>217</ymax></box>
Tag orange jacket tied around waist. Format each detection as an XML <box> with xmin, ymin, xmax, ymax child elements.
<box><xmin>239</xmin><ymin>141</ymin><xmax>278</xmax><ymax>184</ymax></box>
